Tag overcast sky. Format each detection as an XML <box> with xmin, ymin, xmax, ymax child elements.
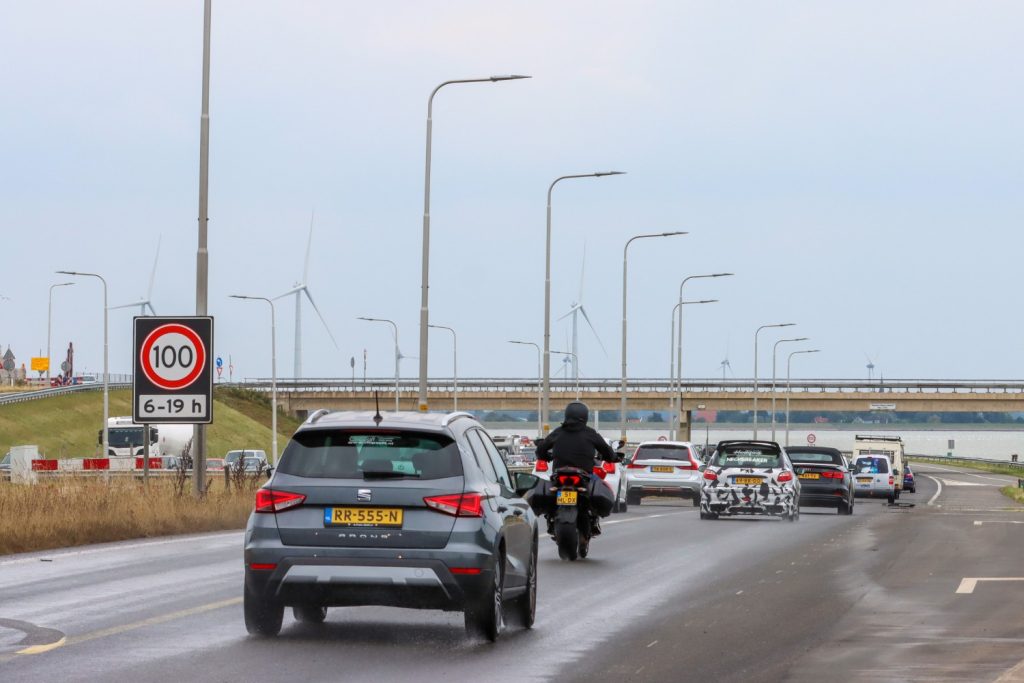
<box><xmin>1</xmin><ymin>1</ymin><xmax>1021</xmax><ymax>382</ymax></box>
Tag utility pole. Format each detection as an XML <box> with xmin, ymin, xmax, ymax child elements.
<box><xmin>193</xmin><ymin>0</ymin><xmax>212</xmax><ymax>498</ymax></box>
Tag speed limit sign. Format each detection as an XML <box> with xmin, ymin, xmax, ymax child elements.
<box><xmin>807</xmin><ymin>433</ymin><xmax>817</xmax><ymax>445</ymax></box>
<box><xmin>133</xmin><ymin>317</ymin><xmax>214</xmax><ymax>424</ymax></box>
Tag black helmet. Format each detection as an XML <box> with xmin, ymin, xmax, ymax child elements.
<box><xmin>563</xmin><ymin>401</ymin><xmax>589</xmax><ymax>427</ymax></box>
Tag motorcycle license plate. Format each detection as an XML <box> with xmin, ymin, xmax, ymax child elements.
<box><xmin>557</xmin><ymin>490</ymin><xmax>578</xmax><ymax>505</ymax></box>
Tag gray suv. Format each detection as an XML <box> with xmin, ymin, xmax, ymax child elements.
<box><xmin>243</xmin><ymin>410</ymin><xmax>540</xmax><ymax>642</ymax></box>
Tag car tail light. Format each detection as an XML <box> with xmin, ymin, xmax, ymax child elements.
<box><xmin>703</xmin><ymin>470</ymin><xmax>718</xmax><ymax>481</ymax></box>
<box><xmin>677</xmin><ymin>464</ymin><xmax>693</xmax><ymax>471</ymax></box>
<box><xmin>449</xmin><ymin>567</ymin><xmax>481</xmax><ymax>575</ymax></box>
<box><xmin>535</xmin><ymin>460</ymin><xmax>549</xmax><ymax>472</ymax></box>
<box><xmin>626</xmin><ymin>462</ymin><xmax>646</xmax><ymax>469</ymax></box>
<box><xmin>249</xmin><ymin>563</ymin><xmax>277</xmax><ymax>571</ymax></box>
<box><xmin>424</xmin><ymin>493</ymin><xmax>485</xmax><ymax>517</ymax></box>
<box><xmin>592</xmin><ymin>466</ymin><xmax>607</xmax><ymax>480</ymax></box>
<box><xmin>777</xmin><ymin>471</ymin><xmax>794</xmax><ymax>483</ymax></box>
<box><xmin>889</xmin><ymin>476</ymin><xmax>894</xmax><ymax>486</ymax></box>
<box><xmin>602</xmin><ymin>461</ymin><xmax>616</xmax><ymax>473</ymax></box>
<box><xmin>821</xmin><ymin>470</ymin><xmax>845</xmax><ymax>479</ymax></box>
<box><xmin>254</xmin><ymin>488</ymin><xmax>306</xmax><ymax>513</ymax></box>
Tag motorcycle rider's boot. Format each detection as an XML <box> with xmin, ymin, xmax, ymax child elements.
<box><xmin>590</xmin><ymin>516</ymin><xmax>602</xmax><ymax>536</ymax></box>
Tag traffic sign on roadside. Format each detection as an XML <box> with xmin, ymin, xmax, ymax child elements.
<box><xmin>807</xmin><ymin>433</ymin><xmax>816</xmax><ymax>445</ymax></box>
<box><xmin>133</xmin><ymin>317</ymin><xmax>214</xmax><ymax>424</ymax></box>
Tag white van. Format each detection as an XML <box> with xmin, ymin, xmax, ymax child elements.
<box><xmin>853</xmin><ymin>435</ymin><xmax>905</xmax><ymax>498</ymax></box>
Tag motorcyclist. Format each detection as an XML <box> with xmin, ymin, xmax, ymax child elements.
<box><xmin>536</xmin><ymin>401</ymin><xmax>618</xmax><ymax>535</ymax></box>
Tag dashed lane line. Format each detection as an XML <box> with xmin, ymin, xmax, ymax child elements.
<box><xmin>974</xmin><ymin>520</ymin><xmax>1024</xmax><ymax>526</ymax></box>
<box><xmin>956</xmin><ymin>578</ymin><xmax>1024</xmax><ymax>594</ymax></box>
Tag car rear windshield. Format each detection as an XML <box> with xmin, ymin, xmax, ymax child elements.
<box><xmin>277</xmin><ymin>429</ymin><xmax>463</xmax><ymax>480</ymax></box>
<box><xmin>712</xmin><ymin>445</ymin><xmax>782</xmax><ymax>469</ymax></box>
<box><xmin>633</xmin><ymin>445</ymin><xmax>692</xmax><ymax>462</ymax></box>
<box><xmin>854</xmin><ymin>457</ymin><xmax>890</xmax><ymax>474</ymax></box>
<box><xmin>788</xmin><ymin>451</ymin><xmax>844</xmax><ymax>466</ymax></box>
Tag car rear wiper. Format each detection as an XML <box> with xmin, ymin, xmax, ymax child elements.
<box><xmin>361</xmin><ymin>471</ymin><xmax>421</xmax><ymax>479</ymax></box>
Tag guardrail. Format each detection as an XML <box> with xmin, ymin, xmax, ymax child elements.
<box><xmin>908</xmin><ymin>454</ymin><xmax>1024</xmax><ymax>471</ymax></box>
<box><xmin>0</xmin><ymin>382</ymin><xmax>131</xmax><ymax>406</ymax></box>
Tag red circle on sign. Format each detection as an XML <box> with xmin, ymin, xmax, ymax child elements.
<box><xmin>807</xmin><ymin>433</ymin><xmax>817</xmax><ymax>445</ymax></box>
<box><xmin>140</xmin><ymin>323</ymin><xmax>206</xmax><ymax>390</ymax></box>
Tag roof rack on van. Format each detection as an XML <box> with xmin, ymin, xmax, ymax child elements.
<box><xmin>855</xmin><ymin>434</ymin><xmax>903</xmax><ymax>442</ymax></box>
<box><xmin>441</xmin><ymin>412</ymin><xmax>475</xmax><ymax>427</ymax></box>
<box><xmin>306</xmin><ymin>409</ymin><xmax>331</xmax><ymax>424</ymax></box>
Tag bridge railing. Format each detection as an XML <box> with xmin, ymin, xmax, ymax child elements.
<box><xmin>0</xmin><ymin>382</ymin><xmax>132</xmax><ymax>406</ymax></box>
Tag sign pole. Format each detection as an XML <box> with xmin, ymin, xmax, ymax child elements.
<box><xmin>193</xmin><ymin>0</ymin><xmax>212</xmax><ymax>499</ymax></box>
<box><xmin>143</xmin><ymin>423</ymin><xmax>150</xmax><ymax>487</ymax></box>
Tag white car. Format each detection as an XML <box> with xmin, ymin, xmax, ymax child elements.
<box><xmin>700</xmin><ymin>440</ymin><xmax>801</xmax><ymax>521</ymax></box>
<box><xmin>533</xmin><ymin>455</ymin><xmax>627</xmax><ymax>513</ymax></box>
<box><xmin>851</xmin><ymin>454</ymin><xmax>896</xmax><ymax>504</ymax></box>
<box><xmin>225</xmin><ymin>449</ymin><xmax>268</xmax><ymax>469</ymax></box>
<box><xmin>625</xmin><ymin>441</ymin><xmax>703</xmax><ymax>506</ymax></box>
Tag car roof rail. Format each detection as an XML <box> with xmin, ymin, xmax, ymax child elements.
<box><xmin>441</xmin><ymin>411</ymin><xmax>475</xmax><ymax>427</ymax></box>
<box><xmin>306</xmin><ymin>409</ymin><xmax>331</xmax><ymax>424</ymax></box>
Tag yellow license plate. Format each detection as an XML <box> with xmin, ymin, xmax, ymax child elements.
<box><xmin>734</xmin><ymin>477</ymin><xmax>762</xmax><ymax>485</ymax></box>
<box><xmin>325</xmin><ymin>507</ymin><xmax>403</xmax><ymax>527</ymax></box>
<box><xmin>557</xmin><ymin>491</ymin><xmax>578</xmax><ymax>505</ymax></box>
<box><xmin>651</xmin><ymin>466</ymin><xmax>674</xmax><ymax>473</ymax></box>
<box><xmin>798</xmin><ymin>473</ymin><xmax>820</xmax><ymax>480</ymax></box>
<box><xmin>857</xmin><ymin>477</ymin><xmax>873</xmax><ymax>484</ymax></box>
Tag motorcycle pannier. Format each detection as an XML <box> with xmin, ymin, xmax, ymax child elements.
<box><xmin>588</xmin><ymin>477</ymin><xmax>615</xmax><ymax>518</ymax></box>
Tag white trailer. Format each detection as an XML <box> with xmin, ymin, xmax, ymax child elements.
<box><xmin>100</xmin><ymin>417</ymin><xmax>194</xmax><ymax>458</ymax></box>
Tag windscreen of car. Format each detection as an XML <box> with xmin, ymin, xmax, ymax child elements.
<box><xmin>712</xmin><ymin>446</ymin><xmax>782</xmax><ymax>469</ymax></box>
<box><xmin>1</xmin><ymin>454</ymin><xmax>9</xmax><ymax>466</ymax></box>
<box><xmin>854</xmin><ymin>457</ymin><xmax>890</xmax><ymax>474</ymax></box>
<box><xmin>633</xmin><ymin>445</ymin><xmax>692</xmax><ymax>461</ymax></box>
<box><xmin>789</xmin><ymin>451</ymin><xmax>844</xmax><ymax>466</ymax></box>
<box><xmin>278</xmin><ymin>430</ymin><xmax>463</xmax><ymax>480</ymax></box>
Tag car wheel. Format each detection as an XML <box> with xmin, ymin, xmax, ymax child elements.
<box><xmin>700</xmin><ymin>511</ymin><xmax>718</xmax><ymax>520</ymax></box>
<box><xmin>244</xmin><ymin>583</ymin><xmax>284</xmax><ymax>636</ymax></box>
<box><xmin>465</xmin><ymin>555</ymin><xmax>505</xmax><ymax>642</ymax></box>
<box><xmin>626</xmin><ymin>490</ymin><xmax>641</xmax><ymax>506</ymax></box>
<box><xmin>293</xmin><ymin>605</ymin><xmax>327</xmax><ymax>624</ymax></box>
<box><xmin>511</xmin><ymin>539</ymin><xmax>537</xmax><ymax>629</ymax></box>
<box><xmin>887</xmin><ymin>492</ymin><xmax>895</xmax><ymax>505</ymax></box>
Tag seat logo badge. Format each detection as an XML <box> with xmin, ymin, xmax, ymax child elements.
<box><xmin>357</xmin><ymin>488</ymin><xmax>372</xmax><ymax>502</ymax></box>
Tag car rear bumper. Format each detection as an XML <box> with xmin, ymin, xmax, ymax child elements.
<box><xmin>799</xmin><ymin>490</ymin><xmax>851</xmax><ymax>507</ymax></box>
<box><xmin>627</xmin><ymin>478</ymin><xmax>701</xmax><ymax>497</ymax></box>
<box><xmin>701</xmin><ymin>484</ymin><xmax>797</xmax><ymax>516</ymax></box>
<box><xmin>244</xmin><ymin>555</ymin><xmax>492</xmax><ymax>611</ymax></box>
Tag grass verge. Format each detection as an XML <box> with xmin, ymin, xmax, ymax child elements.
<box><xmin>0</xmin><ymin>477</ymin><xmax>255</xmax><ymax>556</ymax></box>
<box><xmin>1001</xmin><ymin>485</ymin><xmax>1024</xmax><ymax>505</ymax></box>
<box><xmin>908</xmin><ymin>456</ymin><xmax>1024</xmax><ymax>479</ymax></box>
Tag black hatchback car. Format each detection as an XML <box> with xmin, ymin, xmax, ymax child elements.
<box><xmin>786</xmin><ymin>446</ymin><xmax>854</xmax><ymax>515</ymax></box>
<box><xmin>243</xmin><ymin>410</ymin><xmax>540</xmax><ymax>642</ymax></box>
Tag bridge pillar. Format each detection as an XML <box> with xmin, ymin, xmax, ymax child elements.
<box><xmin>680</xmin><ymin>409</ymin><xmax>691</xmax><ymax>442</ymax></box>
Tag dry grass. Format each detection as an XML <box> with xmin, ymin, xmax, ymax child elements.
<box><xmin>1001</xmin><ymin>485</ymin><xmax>1024</xmax><ymax>505</ymax></box>
<box><xmin>0</xmin><ymin>476</ymin><xmax>259</xmax><ymax>556</ymax></box>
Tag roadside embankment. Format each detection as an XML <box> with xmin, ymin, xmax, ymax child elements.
<box><xmin>0</xmin><ymin>478</ymin><xmax>253</xmax><ymax>555</ymax></box>
<box><xmin>1000</xmin><ymin>486</ymin><xmax>1024</xmax><ymax>504</ymax></box>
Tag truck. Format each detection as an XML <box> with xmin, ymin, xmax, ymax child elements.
<box><xmin>853</xmin><ymin>434</ymin><xmax>906</xmax><ymax>498</ymax></box>
<box><xmin>98</xmin><ymin>417</ymin><xmax>194</xmax><ymax>458</ymax></box>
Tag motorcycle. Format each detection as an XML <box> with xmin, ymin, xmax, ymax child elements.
<box><xmin>550</xmin><ymin>465</ymin><xmax>598</xmax><ymax>561</ymax></box>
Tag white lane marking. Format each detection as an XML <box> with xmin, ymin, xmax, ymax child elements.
<box><xmin>646</xmin><ymin>640</ymin><xmax>659</xmax><ymax>648</ymax></box>
<box><xmin>920</xmin><ymin>463</ymin><xmax>1018</xmax><ymax>483</ymax></box>
<box><xmin>736</xmin><ymin>590</ymin><xmax>744</xmax><ymax>595</ymax></box>
<box><xmin>924</xmin><ymin>475</ymin><xmax>943</xmax><ymax>506</ymax></box>
<box><xmin>603</xmin><ymin>511</ymin><xmax>687</xmax><ymax>526</ymax></box>
<box><xmin>974</xmin><ymin>520</ymin><xmax>1024</xmax><ymax>526</ymax></box>
<box><xmin>956</xmin><ymin>577</ymin><xmax>1024</xmax><ymax>594</ymax></box>
<box><xmin>0</xmin><ymin>532</ymin><xmax>242</xmax><ymax>567</ymax></box>
<box><xmin>936</xmin><ymin>478</ymin><xmax>988</xmax><ymax>487</ymax></box>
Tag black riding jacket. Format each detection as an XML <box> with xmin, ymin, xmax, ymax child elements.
<box><xmin>536</xmin><ymin>421</ymin><xmax>616</xmax><ymax>471</ymax></box>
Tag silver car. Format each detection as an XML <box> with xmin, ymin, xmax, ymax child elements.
<box><xmin>625</xmin><ymin>441</ymin><xmax>704</xmax><ymax>506</ymax></box>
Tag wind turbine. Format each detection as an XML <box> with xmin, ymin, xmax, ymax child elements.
<box><xmin>275</xmin><ymin>213</ymin><xmax>339</xmax><ymax>378</ymax></box>
<box><xmin>557</xmin><ymin>243</ymin><xmax>605</xmax><ymax>379</ymax></box>
<box><xmin>109</xmin><ymin>236</ymin><xmax>161</xmax><ymax>316</ymax></box>
<box><xmin>865</xmin><ymin>351</ymin><xmax>880</xmax><ymax>382</ymax></box>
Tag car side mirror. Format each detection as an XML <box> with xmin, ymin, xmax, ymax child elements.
<box><xmin>513</xmin><ymin>472</ymin><xmax>539</xmax><ymax>497</ymax></box>
<box><xmin>265</xmin><ymin>466</ymin><xmax>274</xmax><ymax>480</ymax></box>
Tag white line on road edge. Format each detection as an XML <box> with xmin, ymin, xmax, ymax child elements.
<box><xmin>974</xmin><ymin>520</ymin><xmax>1024</xmax><ymax>526</ymax></box>
<box><xmin>0</xmin><ymin>531</ymin><xmax>242</xmax><ymax>567</ymax></box>
<box><xmin>603</xmin><ymin>511</ymin><xmax>686</xmax><ymax>526</ymax></box>
<box><xmin>924</xmin><ymin>475</ymin><xmax>943</xmax><ymax>507</ymax></box>
<box><xmin>956</xmin><ymin>577</ymin><xmax>1024</xmax><ymax>594</ymax></box>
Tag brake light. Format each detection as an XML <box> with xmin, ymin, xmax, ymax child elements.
<box><xmin>424</xmin><ymin>493</ymin><xmax>485</xmax><ymax>517</ymax></box>
<box><xmin>777</xmin><ymin>471</ymin><xmax>793</xmax><ymax>483</ymax></box>
<box><xmin>449</xmin><ymin>567</ymin><xmax>481</xmax><ymax>575</ymax></box>
<box><xmin>592</xmin><ymin>466</ymin><xmax>607</xmax><ymax>480</ymax></box>
<box><xmin>249</xmin><ymin>563</ymin><xmax>277</xmax><ymax>571</ymax></box>
<box><xmin>626</xmin><ymin>462</ymin><xmax>646</xmax><ymax>469</ymax></box>
<box><xmin>703</xmin><ymin>470</ymin><xmax>718</xmax><ymax>481</ymax></box>
<box><xmin>821</xmin><ymin>470</ymin><xmax>844</xmax><ymax>479</ymax></box>
<box><xmin>889</xmin><ymin>476</ymin><xmax>894</xmax><ymax>486</ymax></box>
<box><xmin>676</xmin><ymin>464</ymin><xmax>693</xmax><ymax>471</ymax></box>
<box><xmin>602</xmin><ymin>461</ymin><xmax>616</xmax><ymax>473</ymax></box>
<box><xmin>556</xmin><ymin>474</ymin><xmax>582</xmax><ymax>487</ymax></box>
<box><xmin>535</xmin><ymin>460</ymin><xmax>549</xmax><ymax>472</ymax></box>
<box><xmin>254</xmin><ymin>488</ymin><xmax>306</xmax><ymax>513</ymax></box>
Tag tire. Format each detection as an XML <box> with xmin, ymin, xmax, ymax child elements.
<box><xmin>293</xmin><ymin>605</ymin><xmax>327</xmax><ymax>624</ymax></box>
<box><xmin>244</xmin><ymin>583</ymin><xmax>284</xmax><ymax>636</ymax></box>
<box><xmin>700</xmin><ymin>511</ymin><xmax>718</xmax><ymax>520</ymax></box>
<box><xmin>511</xmin><ymin>539</ymin><xmax>537</xmax><ymax>629</ymax></box>
<box><xmin>846</xmin><ymin>498</ymin><xmax>855</xmax><ymax>514</ymax></box>
<box><xmin>554</xmin><ymin>522</ymin><xmax>579</xmax><ymax>561</ymax></box>
<box><xmin>465</xmin><ymin>555</ymin><xmax>505</xmax><ymax>642</ymax></box>
<box><xmin>618</xmin><ymin>496</ymin><xmax>628</xmax><ymax>513</ymax></box>
<box><xmin>626</xmin><ymin>490</ymin><xmax>641</xmax><ymax>506</ymax></box>
<box><xmin>887</xmin><ymin>492</ymin><xmax>895</xmax><ymax>505</ymax></box>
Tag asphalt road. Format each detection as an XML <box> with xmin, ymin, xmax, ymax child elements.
<box><xmin>1</xmin><ymin>462</ymin><xmax>1022</xmax><ymax>682</ymax></box>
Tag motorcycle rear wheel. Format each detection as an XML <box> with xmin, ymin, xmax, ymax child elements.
<box><xmin>554</xmin><ymin>521</ymin><xmax>578</xmax><ymax>561</ymax></box>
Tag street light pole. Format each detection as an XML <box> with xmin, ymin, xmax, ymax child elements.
<box><xmin>47</xmin><ymin>282</ymin><xmax>74</xmax><ymax>385</ymax></box>
<box><xmin>771</xmin><ymin>337</ymin><xmax>808</xmax><ymax>442</ymax></box>
<box><xmin>360</xmin><ymin>317</ymin><xmax>400</xmax><ymax>412</ymax></box>
<box><xmin>620</xmin><ymin>231</ymin><xmax>687</xmax><ymax>442</ymax></box>
<box><xmin>230</xmin><ymin>295</ymin><xmax>278</xmax><ymax>463</ymax></box>
<box><xmin>509</xmin><ymin>340</ymin><xmax>542</xmax><ymax>437</ymax></box>
<box><xmin>786</xmin><ymin>349</ymin><xmax>821</xmax><ymax>447</ymax></box>
<box><xmin>550</xmin><ymin>350</ymin><xmax>580</xmax><ymax>400</ymax></box>
<box><xmin>418</xmin><ymin>74</ymin><xmax>530</xmax><ymax>414</ymax></box>
<box><xmin>428</xmin><ymin>324</ymin><xmax>457</xmax><ymax>411</ymax></box>
<box><xmin>753</xmin><ymin>323</ymin><xmax>795</xmax><ymax>439</ymax></box>
<box><xmin>668</xmin><ymin>299</ymin><xmax>718</xmax><ymax>439</ymax></box>
<box><xmin>57</xmin><ymin>271</ymin><xmax>108</xmax><ymax>458</ymax></box>
<box><xmin>543</xmin><ymin>171</ymin><xmax>625</xmax><ymax>434</ymax></box>
<box><xmin>672</xmin><ymin>273</ymin><xmax>732</xmax><ymax>436</ymax></box>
